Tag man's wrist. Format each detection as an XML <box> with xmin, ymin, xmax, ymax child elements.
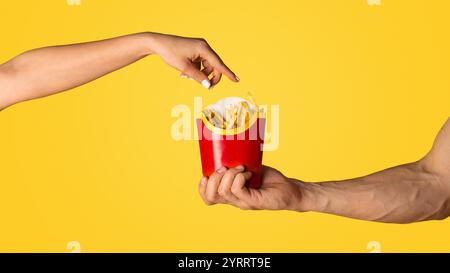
<box><xmin>290</xmin><ymin>179</ymin><xmax>326</xmax><ymax>213</ymax></box>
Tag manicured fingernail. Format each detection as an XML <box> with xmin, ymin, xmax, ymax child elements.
<box><xmin>235</xmin><ymin>165</ymin><xmax>245</xmax><ymax>171</ymax></box>
<box><xmin>217</xmin><ymin>166</ymin><xmax>227</xmax><ymax>173</ymax></box>
<box><xmin>180</xmin><ymin>74</ymin><xmax>188</xmax><ymax>79</ymax></box>
<box><xmin>235</xmin><ymin>76</ymin><xmax>240</xmax><ymax>81</ymax></box>
<box><xmin>201</xmin><ymin>79</ymin><xmax>211</xmax><ymax>89</ymax></box>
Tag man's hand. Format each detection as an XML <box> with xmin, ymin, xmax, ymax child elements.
<box><xmin>198</xmin><ymin>118</ymin><xmax>450</xmax><ymax>223</ymax></box>
<box><xmin>198</xmin><ymin>165</ymin><xmax>305</xmax><ymax>211</ymax></box>
<box><xmin>148</xmin><ymin>33</ymin><xmax>239</xmax><ymax>88</ymax></box>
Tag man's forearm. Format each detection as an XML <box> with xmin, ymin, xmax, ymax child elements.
<box><xmin>0</xmin><ymin>32</ymin><xmax>155</xmax><ymax>110</ymax></box>
<box><xmin>296</xmin><ymin>161</ymin><xmax>450</xmax><ymax>223</ymax></box>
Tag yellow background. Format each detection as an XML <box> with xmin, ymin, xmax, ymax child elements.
<box><xmin>0</xmin><ymin>0</ymin><xmax>449</xmax><ymax>252</ymax></box>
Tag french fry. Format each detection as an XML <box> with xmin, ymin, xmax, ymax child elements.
<box><xmin>203</xmin><ymin>108</ymin><xmax>225</xmax><ymax>129</ymax></box>
<box><xmin>236</xmin><ymin>101</ymin><xmax>250</xmax><ymax>129</ymax></box>
<box><xmin>224</xmin><ymin>105</ymin><xmax>238</xmax><ymax>129</ymax></box>
<box><xmin>203</xmin><ymin>98</ymin><xmax>255</xmax><ymax>130</ymax></box>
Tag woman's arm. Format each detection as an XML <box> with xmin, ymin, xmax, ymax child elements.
<box><xmin>199</xmin><ymin>118</ymin><xmax>450</xmax><ymax>224</ymax></box>
<box><xmin>0</xmin><ymin>32</ymin><xmax>238</xmax><ymax>110</ymax></box>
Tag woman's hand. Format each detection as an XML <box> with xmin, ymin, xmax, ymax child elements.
<box><xmin>147</xmin><ymin>33</ymin><xmax>239</xmax><ymax>89</ymax></box>
<box><xmin>198</xmin><ymin>165</ymin><xmax>306</xmax><ymax>211</ymax></box>
<box><xmin>0</xmin><ymin>32</ymin><xmax>239</xmax><ymax>110</ymax></box>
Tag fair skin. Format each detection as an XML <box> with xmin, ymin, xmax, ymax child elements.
<box><xmin>199</xmin><ymin>118</ymin><xmax>450</xmax><ymax>224</ymax></box>
<box><xmin>0</xmin><ymin>32</ymin><xmax>238</xmax><ymax>110</ymax></box>
<box><xmin>2</xmin><ymin>32</ymin><xmax>448</xmax><ymax>224</ymax></box>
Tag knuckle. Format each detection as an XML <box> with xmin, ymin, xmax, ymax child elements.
<box><xmin>236</xmin><ymin>173</ymin><xmax>245</xmax><ymax>180</ymax></box>
<box><xmin>205</xmin><ymin>195</ymin><xmax>216</xmax><ymax>204</ymax></box>
<box><xmin>219</xmin><ymin>189</ymin><xmax>233</xmax><ymax>199</ymax></box>
<box><xmin>196</xmin><ymin>38</ymin><xmax>208</xmax><ymax>47</ymax></box>
<box><xmin>211</xmin><ymin>170</ymin><xmax>223</xmax><ymax>179</ymax></box>
<box><xmin>221</xmin><ymin>172</ymin><xmax>233</xmax><ymax>183</ymax></box>
<box><xmin>217</xmin><ymin>188</ymin><xmax>226</xmax><ymax>197</ymax></box>
<box><xmin>197</xmin><ymin>40</ymin><xmax>211</xmax><ymax>52</ymax></box>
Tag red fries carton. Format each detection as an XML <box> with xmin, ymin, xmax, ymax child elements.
<box><xmin>196</xmin><ymin>97</ymin><xmax>265</xmax><ymax>188</ymax></box>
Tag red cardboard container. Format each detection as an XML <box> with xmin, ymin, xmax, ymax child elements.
<box><xmin>197</xmin><ymin>116</ymin><xmax>265</xmax><ymax>189</ymax></box>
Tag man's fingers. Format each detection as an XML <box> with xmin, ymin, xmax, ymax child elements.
<box><xmin>205</xmin><ymin>166</ymin><xmax>227</xmax><ymax>204</ymax></box>
<box><xmin>231</xmin><ymin>171</ymin><xmax>253</xmax><ymax>201</ymax></box>
<box><xmin>182</xmin><ymin>64</ymin><xmax>211</xmax><ymax>89</ymax></box>
<box><xmin>199</xmin><ymin>169</ymin><xmax>257</xmax><ymax>210</ymax></box>
<box><xmin>217</xmin><ymin>165</ymin><xmax>245</xmax><ymax>203</ymax></box>
<box><xmin>198</xmin><ymin>176</ymin><xmax>213</xmax><ymax>205</ymax></box>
